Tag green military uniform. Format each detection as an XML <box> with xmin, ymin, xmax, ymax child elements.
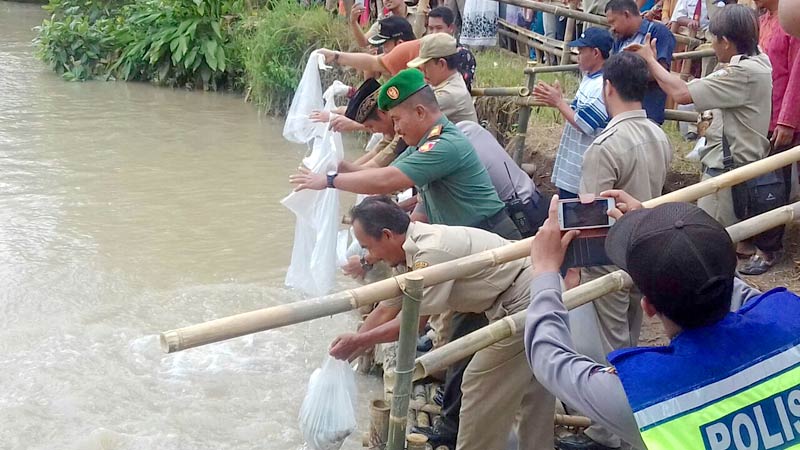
<box><xmin>379</xmin><ymin>69</ymin><xmax>508</xmax><ymax>228</ymax></box>
<box><xmin>391</xmin><ymin>117</ymin><xmax>506</xmax><ymax>226</ymax></box>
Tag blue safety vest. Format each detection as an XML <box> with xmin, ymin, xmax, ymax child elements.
<box><xmin>609</xmin><ymin>288</ymin><xmax>800</xmax><ymax>450</ymax></box>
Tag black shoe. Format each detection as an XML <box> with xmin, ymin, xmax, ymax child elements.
<box><xmin>556</xmin><ymin>434</ymin><xmax>618</xmax><ymax>450</ymax></box>
<box><xmin>433</xmin><ymin>385</ymin><xmax>444</xmax><ymax>406</ymax></box>
<box><xmin>411</xmin><ymin>423</ymin><xmax>457</xmax><ymax>449</ymax></box>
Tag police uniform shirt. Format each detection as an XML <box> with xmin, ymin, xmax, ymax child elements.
<box><xmin>579</xmin><ymin>110</ymin><xmax>673</xmax><ymax>201</ymax></box>
<box><xmin>366</xmin><ymin>7</ymin><xmax>426</xmax><ymax>40</ymax></box>
<box><xmin>383</xmin><ymin>222</ymin><xmax>530</xmax><ymax>319</ymax></box>
<box><xmin>390</xmin><ymin>117</ymin><xmax>506</xmax><ymax>226</ymax></box>
<box><xmin>523</xmin><ymin>273</ymin><xmax>763</xmax><ymax>450</ymax></box>
<box><xmin>687</xmin><ymin>53</ymin><xmax>772</xmax><ymax>170</ymax></box>
<box><xmin>433</xmin><ymin>71</ymin><xmax>479</xmax><ymax>124</ymax></box>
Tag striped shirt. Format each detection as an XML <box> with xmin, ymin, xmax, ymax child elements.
<box><xmin>551</xmin><ymin>71</ymin><xmax>609</xmax><ymax>195</ymax></box>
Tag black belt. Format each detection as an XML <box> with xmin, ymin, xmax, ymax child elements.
<box><xmin>471</xmin><ymin>208</ymin><xmax>510</xmax><ymax>232</ymax></box>
<box><xmin>704</xmin><ymin>166</ymin><xmax>726</xmax><ymax>177</ymax></box>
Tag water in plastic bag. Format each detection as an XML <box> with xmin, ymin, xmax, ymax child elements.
<box><xmin>298</xmin><ymin>357</ymin><xmax>358</xmax><ymax>450</ymax></box>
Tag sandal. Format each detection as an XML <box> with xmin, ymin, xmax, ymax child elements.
<box><xmin>739</xmin><ymin>253</ymin><xmax>781</xmax><ymax>276</ymax></box>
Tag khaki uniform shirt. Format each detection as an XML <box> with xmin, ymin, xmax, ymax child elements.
<box><xmin>434</xmin><ymin>71</ymin><xmax>479</xmax><ymax>124</ymax></box>
<box><xmin>687</xmin><ymin>53</ymin><xmax>772</xmax><ymax>170</ymax></box>
<box><xmin>384</xmin><ymin>222</ymin><xmax>531</xmax><ymax>320</ymax></box>
<box><xmin>371</xmin><ymin>135</ymin><xmax>406</xmax><ymax>167</ymax></box>
<box><xmin>580</xmin><ymin>110</ymin><xmax>673</xmax><ymax>200</ymax></box>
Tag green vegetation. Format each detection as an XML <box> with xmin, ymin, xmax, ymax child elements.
<box><xmin>235</xmin><ymin>1</ymin><xmax>355</xmax><ymax>113</ymax></box>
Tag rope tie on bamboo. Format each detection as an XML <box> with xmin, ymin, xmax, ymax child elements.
<box><xmin>394</xmin><ymin>276</ymin><xmax>424</xmax><ymax>304</ymax></box>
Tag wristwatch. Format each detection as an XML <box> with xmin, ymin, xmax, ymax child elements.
<box><xmin>360</xmin><ymin>255</ymin><xmax>374</xmax><ymax>272</ymax></box>
<box><xmin>326</xmin><ymin>170</ymin><xmax>338</xmax><ymax>189</ymax></box>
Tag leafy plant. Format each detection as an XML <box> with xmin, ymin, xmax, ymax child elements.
<box><xmin>236</xmin><ymin>0</ymin><xmax>355</xmax><ymax>113</ymax></box>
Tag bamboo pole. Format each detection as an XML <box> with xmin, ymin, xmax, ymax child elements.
<box><xmin>663</xmin><ymin>109</ymin><xmax>699</xmax><ymax>123</ymax></box>
<box><xmin>159</xmin><ymin>147</ymin><xmax>800</xmax><ymax>353</ymax></box>
<box><xmin>555</xmin><ymin>414</ymin><xmax>592</xmax><ymax>428</ymax></box>
<box><xmin>386</xmin><ymin>274</ymin><xmax>424</xmax><ymax>450</ymax></box>
<box><xmin>512</xmin><ymin>61</ymin><xmax>538</xmax><ymax>164</ymax></box>
<box><xmin>406</xmin><ymin>434</ymin><xmax>428</xmax><ymax>450</ymax></box>
<box><xmin>523</xmin><ymin>64</ymin><xmax>580</xmax><ymax>74</ymax></box>
<box><xmin>471</xmin><ymin>87</ymin><xmax>530</xmax><ymax>97</ymax></box>
<box><xmin>412</xmin><ymin>385</ymin><xmax>430</xmax><ymax>428</ymax></box>
<box><xmin>673</xmin><ymin>48</ymin><xmax>716</xmax><ymax>60</ymax></box>
<box><xmin>412</xmin><ymin>201</ymin><xmax>800</xmax><ymax>379</ymax></box>
<box><xmin>498</xmin><ymin>29</ymin><xmax>576</xmax><ymax>64</ymax></box>
<box><xmin>560</xmin><ymin>4</ymin><xmax>576</xmax><ymax>65</ymax></box>
<box><xmin>368</xmin><ymin>399</ymin><xmax>391</xmax><ymax>449</ymax></box>
<box><xmin>499</xmin><ymin>0</ymin><xmax>702</xmax><ymax>47</ymax></box>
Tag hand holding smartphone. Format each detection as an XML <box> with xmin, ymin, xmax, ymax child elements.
<box><xmin>557</xmin><ymin>197</ymin><xmax>616</xmax><ymax>231</ymax></box>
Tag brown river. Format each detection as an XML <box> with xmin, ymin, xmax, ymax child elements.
<box><xmin>0</xmin><ymin>2</ymin><xmax>380</xmax><ymax>449</ymax></box>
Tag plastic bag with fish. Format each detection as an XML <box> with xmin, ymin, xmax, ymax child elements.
<box><xmin>299</xmin><ymin>356</ymin><xmax>358</xmax><ymax>450</ymax></box>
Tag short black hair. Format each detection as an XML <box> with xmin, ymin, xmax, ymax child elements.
<box><xmin>350</xmin><ymin>196</ymin><xmax>411</xmax><ymax>239</ymax></box>
<box><xmin>603</xmin><ymin>52</ymin><xmax>649</xmax><ymax>103</ymax></box>
<box><xmin>442</xmin><ymin>52</ymin><xmax>460</xmax><ymax>70</ymax></box>
<box><xmin>605</xmin><ymin>0</ymin><xmax>639</xmax><ymax>15</ymax></box>
<box><xmin>399</xmin><ymin>85</ymin><xmax>440</xmax><ymax>111</ymax></box>
<box><xmin>428</xmin><ymin>6</ymin><xmax>455</xmax><ymax>26</ymax></box>
<box><xmin>708</xmin><ymin>4</ymin><xmax>760</xmax><ymax>56</ymax></box>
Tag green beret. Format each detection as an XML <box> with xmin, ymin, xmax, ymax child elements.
<box><xmin>378</xmin><ymin>68</ymin><xmax>427</xmax><ymax>111</ymax></box>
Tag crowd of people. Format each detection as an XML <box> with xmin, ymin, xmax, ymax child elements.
<box><xmin>289</xmin><ymin>0</ymin><xmax>800</xmax><ymax>449</ymax></box>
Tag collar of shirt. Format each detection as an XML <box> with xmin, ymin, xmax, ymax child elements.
<box><xmin>586</xmin><ymin>69</ymin><xmax>603</xmax><ymax>79</ymax></box>
<box><xmin>417</xmin><ymin>116</ymin><xmax>450</xmax><ymax>146</ymax></box>
<box><xmin>605</xmin><ymin>109</ymin><xmax>647</xmax><ymax>129</ymax></box>
<box><xmin>402</xmin><ymin>221</ymin><xmax>421</xmax><ymax>269</ymax></box>
<box><xmin>434</xmin><ymin>71</ymin><xmax>462</xmax><ymax>90</ymax></box>
<box><xmin>730</xmin><ymin>54</ymin><xmax>749</xmax><ymax>64</ymax></box>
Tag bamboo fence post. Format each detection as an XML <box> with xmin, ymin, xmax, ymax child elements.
<box><xmin>406</xmin><ymin>433</ymin><xmax>429</xmax><ymax>450</ymax></box>
<box><xmin>470</xmin><ymin>87</ymin><xmax>530</xmax><ymax>97</ymax></box>
<box><xmin>159</xmin><ymin>147</ymin><xmax>800</xmax><ymax>354</ymax></box>
<box><xmin>512</xmin><ymin>60</ymin><xmax>538</xmax><ymax>165</ymax></box>
<box><xmin>560</xmin><ymin>3</ymin><xmax>576</xmax><ymax>65</ymax></box>
<box><xmin>386</xmin><ymin>274</ymin><xmax>424</xmax><ymax>450</ymax></box>
<box><xmin>411</xmin><ymin>201</ymin><xmax>800</xmax><ymax>378</ymax></box>
<box><xmin>368</xmin><ymin>399</ymin><xmax>391</xmax><ymax>449</ymax></box>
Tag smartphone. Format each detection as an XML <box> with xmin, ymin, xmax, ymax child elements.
<box><xmin>561</xmin><ymin>235</ymin><xmax>613</xmax><ymax>270</ymax></box>
<box><xmin>558</xmin><ymin>197</ymin><xmax>616</xmax><ymax>231</ymax></box>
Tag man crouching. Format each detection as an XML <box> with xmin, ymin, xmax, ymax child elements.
<box><xmin>329</xmin><ymin>195</ymin><xmax>554</xmax><ymax>450</ymax></box>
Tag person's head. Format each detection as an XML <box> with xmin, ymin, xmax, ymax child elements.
<box><xmin>427</xmin><ymin>6</ymin><xmax>456</xmax><ymax>35</ymax></box>
<box><xmin>407</xmin><ymin>33</ymin><xmax>459</xmax><ymax>85</ymax></box>
<box><xmin>568</xmin><ymin>27</ymin><xmax>613</xmax><ymax>72</ymax></box>
<box><xmin>368</xmin><ymin>16</ymin><xmax>415</xmax><ymax>52</ymax></box>
<box><xmin>350</xmin><ymin>196</ymin><xmax>411</xmax><ymax>266</ymax></box>
<box><xmin>345</xmin><ymin>78</ymin><xmax>397</xmax><ymax>135</ymax></box>
<box><xmin>382</xmin><ymin>0</ymin><xmax>406</xmax><ymax>13</ymax></box>
<box><xmin>708</xmin><ymin>4</ymin><xmax>760</xmax><ymax>62</ymax></box>
<box><xmin>602</xmin><ymin>52</ymin><xmax>649</xmax><ymax>112</ymax></box>
<box><xmin>605</xmin><ymin>202</ymin><xmax>737</xmax><ymax>331</ymax></box>
<box><xmin>378</xmin><ymin>69</ymin><xmax>442</xmax><ymax>145</ymax></box>
<box><xmin>605</xmin><ymin>0</ymin><xmax>643</xmax><ymax>38</ymax></box>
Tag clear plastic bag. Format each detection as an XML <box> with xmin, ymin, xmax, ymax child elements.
<box><xmin>299</xmin><ymin>357</ymin><xmax>358</xmax><ymax>450</ymax></box>
<box><xmin>282</xmin><ymin>51</ymin><xmax>345</xmax><ymax>296</ymax></box>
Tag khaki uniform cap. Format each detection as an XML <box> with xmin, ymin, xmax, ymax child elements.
<box><xmin>407</xmin><ymin>33</ymin><xmax>458</xmax><ymax>68</ymax></box>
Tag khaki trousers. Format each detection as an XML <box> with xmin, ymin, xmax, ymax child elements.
<box><xmin>697</xmin><ymin>173</ymin><xmax>740</xmax><ymax>227</ymax></box>
<box><xmin>456</xmin><ymin>331</ymin><xmax>555</xmax><ymax>450</ymax></box>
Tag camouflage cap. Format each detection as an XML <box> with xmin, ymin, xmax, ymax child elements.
<box><xmin>377</xmin><ymin>68</ymin><xmax>427</xmax><ymax>111</ymax></box>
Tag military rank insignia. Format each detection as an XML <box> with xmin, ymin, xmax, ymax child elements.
<box><xmin>419</xmin><ymin>140</ymin><xmax>438</xmax><ymax>153</ymax></box>
<box><xmin>386</xmin><ymin>86</ymin><xmax>400</xmax><ymax>100</ymax></box>
<box><xmin>428</xmin><ymin>125</ymin><xmax>443</xmax><ymax>139</ymax></box>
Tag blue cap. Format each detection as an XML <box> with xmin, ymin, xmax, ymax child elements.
<box><xmin>568</xmin><ymin>27</ymin><xmax>613</xmax><ymax>55</ymax></box>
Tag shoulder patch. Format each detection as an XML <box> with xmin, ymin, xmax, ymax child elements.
<box><xmin>706</xmin><ymin>68</ymin><xmax>730</xmax><ymax>79</ymax></box>
<box><xmin>418</xmin><ymin>140</ymin><xmax>438</xmax><ymax>153</ymax></box>
<box><xmin>428</xmin><ymin>125</ymin><xmax>443</xmax><ymax>139</ymax></box>
<box><xmin>412</xmin><ymin>260</ymin><xmax>430</xmax><ymax>270</ymax></box>
<box><xmin>593</xmin><ymin>128</ymin><xmax>618</xmax><ymax>145</ymax></box>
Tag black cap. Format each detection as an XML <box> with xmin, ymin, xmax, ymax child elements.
<box><xmin>345</xmin><ymin>78</ymin><xmax>381</xmax><ymax>123</ymax></box>
<box><xmin>605</xmin><ymin>202</ymin><xmax>737</xmax><ymax>304</ymax></box>
<box><xmin>569</xmin><ymin>27</ymin><xmax>613</xmax><ymax>56</ymax></box>
<box><xmin>368</xmin><ymin>16</ymin><xmax>415</xmax><ymax>46</ymax></box>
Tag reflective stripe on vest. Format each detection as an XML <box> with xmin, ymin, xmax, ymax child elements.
<box><xmin>637</xmin><ymin>343</ymin><xmax>800</xmax><ymax>450</ymax></box>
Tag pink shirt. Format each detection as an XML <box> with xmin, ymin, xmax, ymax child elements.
<box><xmin>761</xmin><ymin>11</ymin><xmax>800</xmax><ymax>132</ymax></box>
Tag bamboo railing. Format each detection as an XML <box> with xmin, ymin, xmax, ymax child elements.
<box><xmin>412</xmin><ymin>199</ymin><xmax>800</xmax><ymax>379</ymax></box>
<box><xmin>159</xmin><ymin>146</ymin><xmax>800</xmax><ymax>353</ymax></box>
